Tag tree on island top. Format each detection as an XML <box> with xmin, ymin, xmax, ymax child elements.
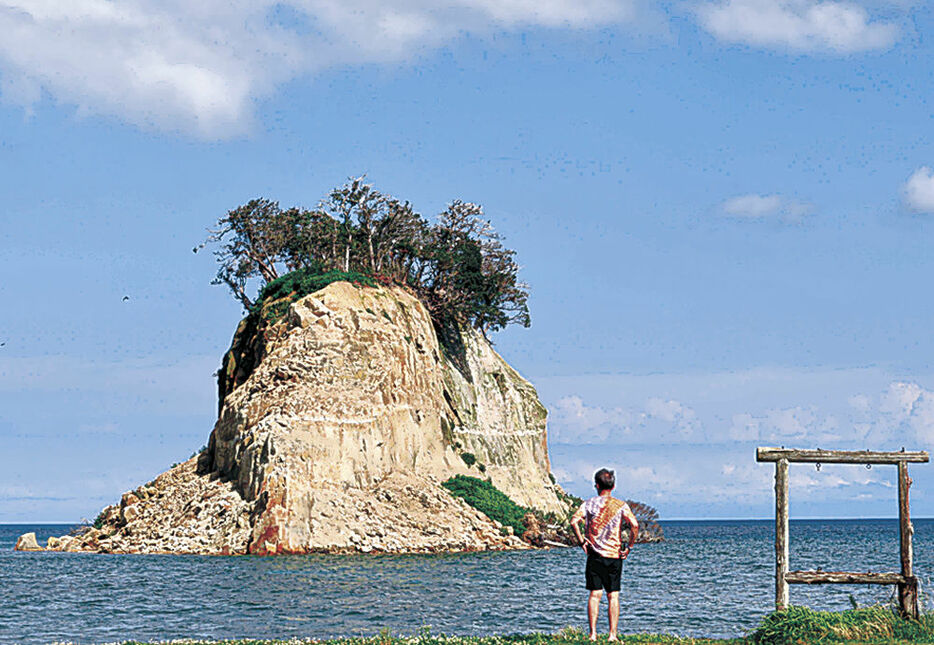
<box><xmin>197</xmin><ymin>177</ymin><xmax>530</xmax><ymax>336</ymax></box>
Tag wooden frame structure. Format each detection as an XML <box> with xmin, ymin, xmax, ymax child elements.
<box><xmin>756</xmin><ymin>447</ymin><xmax>929</xmax><ymax>619</ymax></box>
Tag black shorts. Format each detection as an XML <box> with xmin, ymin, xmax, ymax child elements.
<box><xmin>585</xmin><ymin>550</ymin><xmax>623</xmax><ymax>592</ymax></box>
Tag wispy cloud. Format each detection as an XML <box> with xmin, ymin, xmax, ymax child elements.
<box><xmin>697</xmin><ymin>0</ymin><xmax>898</xmax><ymax>53</ymax></box>
<box><xmin>729</xmin><ymin>406</ymin><xmax>840</xmax><ymax>443</ymax></box>
<box><xmin>549</xmin><ymin>395</ymin><xmax>634</xmax><ymax>443</ymax></box>
<box><xmin>720</xmin><ymin>193</ymin><xmax>813</xmax><ymax>222</ymax></box>
<box><xmin>545</xmin><ymin>369</ymin><xmax>932</xmax><ymax>514</ymax></box>
<box><xmin>0</xmin><ymin>1</ymin><xmax>902</xmax><ymax>138</ymax></box>
<box><xmin>0</xmin><ymin>0</ymin><xmax>638</xmax><ymax>138</ymax></box>
<box><xmin>902</xmin><ymin>167</ymin><xmax>934</xmax><ymax>214</ymax></box>
<box><xmin>543</xmin><ymin>368</ymin><xmax>934</xmax><ymax>450</ymax></box>
<box><xmin>876</xmin><ymin>381</ymin><xmax>934</xmax><ymax>444</ymax></box>
<box><xmin>549</xmin><ymin>394</ymin><xmax>700</xmax><ymax>444</ymax></box>
<box><xmin>643</xmin><ymin>397</ymin><xmax>701</xmax><ymax>437</ymax></box>
<box><xmin>549</xmin><ymin>445</ymin><xmax>892</xmax><ymax>515</ymax></box>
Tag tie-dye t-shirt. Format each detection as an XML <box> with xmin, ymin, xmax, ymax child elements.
<box><xmin>579</xmin><ymin>496</ymin><xmax>637</xmax><ymax>559</ymax></box>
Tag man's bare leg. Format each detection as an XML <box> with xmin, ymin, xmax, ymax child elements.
<box><xmin>607</xmin><ymin>591</ymin><xmax>620</xmax><ymax>640</ymax></box>
<box><xmin>587</xmin><ymin>590</ymin><xmax>603</xmax><ymax>640</ymax></box>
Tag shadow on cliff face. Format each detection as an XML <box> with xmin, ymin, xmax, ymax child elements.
<box><xmin>216</xmin><ymin>312</ymin><xmax>266</xmax><ymax>414</ymax></box>
<box><xmin>198</xmin><ymin>305</ymin><xmax>276</xmax><ymax>477</ymax></box>
<box><xmin>434</xmin><ymin>318</ymin><xmax>473</xmax><ymax>384</ymax></box>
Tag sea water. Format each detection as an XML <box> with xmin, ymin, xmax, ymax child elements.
<box><xmin>2</xmin><ymin>519</ymin><xmax>933</xmax><ymax>644</ymax></box>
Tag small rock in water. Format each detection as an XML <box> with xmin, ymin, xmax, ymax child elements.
<box><xmin>14</xmin><ymin>532</ymin><xmax>43</xmax><ymax>551</ymax></box>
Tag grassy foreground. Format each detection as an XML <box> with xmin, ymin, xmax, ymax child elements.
<box><xmin>751</xmin><ymin>605</ymin><xmax>934</xmax><ymax>643</ymax></box>
<box><xmin>113</xmin><ymin>636</ymin><xmax>731</xmax><ymax>645</ymax></box>
<box><xmin>95</xmin><ymin>607</ymin><xmax>934</xmax><ymax>645</ymax></box>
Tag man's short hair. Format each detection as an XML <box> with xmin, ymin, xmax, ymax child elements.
<box><xmin>594</xmin><ymin>468</ymin><xmax>615</xmax><ymax>491</ymax></box>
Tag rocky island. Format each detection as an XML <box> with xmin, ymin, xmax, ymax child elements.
<box><xmin>25</xmin><ymin>279</ymin><xmax>566</xmax><ymax>555</ymax></box>
<box><xmin>17</xmin><ymin>180</ymin><xmax>662</xmax><ymax>556</ymax></box>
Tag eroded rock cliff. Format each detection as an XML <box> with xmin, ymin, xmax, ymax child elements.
<box><xmin>36</xmin><ymin>281</ymin><xmax>564</xmax><ymax>555</ymax></box>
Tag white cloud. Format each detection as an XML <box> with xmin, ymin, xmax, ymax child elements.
<box><xmin>722</xmin><ymin>193</ymin><xmax>783</xmax><ymax>217</ymax></box>
<box><xmin>549</xmin><ymin>394</ymin><xmax>701</xmax><ymax>443</ymax></box>
<box><xmin>550</xmin><ymin>395</ymin><xmax>633</xmax><ymax>443</ymax></box>
<box><xmin>552</xmin><ymin>449</ymin><xmax>780</xmax><ymax>510</ymax></box>
<box><xmin>544</xmin><ymin>370</ymin><xmax>934</xmax><ymax>516</ymax></box>
<box><xmin>697</xmin><ymin>0</ymin><xmax>898</xmax><ymax>53</ymax></box>
<box><xmin>643</xmin><ymin>397</ymin><xmax>700</xmax><ymax>437</ymax></box>
<box><xmin>789</xmin><ymin>467</ymin><xmax>885</xmax><ymax>493</ymax></box>
<box><xmin>721</xmin><ymin>193</ymin><xmax>814</xmax><ymax>221</ymax></box>
<box><xmin>903</xmin><ymin>167</ymin><xmax>934</xmax><ymax>214</ymax></box>
<box><xmin>877</xmin><ymin>381</ymin><xmax>934</xmax><ymax>444</ymax></box>
<box><xmin>542</xmin><ymin>369</ymin><xmax>934</xmax><ymax>450</ymax></box>
<box><xmin>848</xmin><ymin>394</ymin><xmax>871</xmax><ymax>412</ymax></box>
<box><xmin>729</xmin><ymin>406</ymin><xmax>840</xmax><ymax>442</ymax></box>
<box><xmin>0</xmin><ymin>1</ymin><xmax>283</xmax><ymax>138</ymax></box>
<box><xmin>726</xmin><ymin>380</ymin><xmax>934</xmax><ymax>448</ymax></box>
<box><xmin>0</xmin><ymin>0</ymin><xmax>637</xmax><ymax>138</ymax></box>
<box><xmin>879</xmin><ymin>381</ymin><xmax>924</xmax><ymax>420</ymax></box>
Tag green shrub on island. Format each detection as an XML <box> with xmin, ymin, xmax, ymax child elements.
<box><xmin>460</xmin><ymin>452</ymin><xmax>477</xmax><ymax>467</ymax></box>
<box><xmin>555</xmin><ymin>487</ymin><xmax>582</xmax><ymax>510</ymax></box>
<box><xmin>253</xmin><ymin>266</ymin><xmax>376</xmax><ymax>320</ymax></box>
<box><xmin>442</xmin><ymin>474</ymin><xmax>530</xmax><ymax>536</ymax></box>
<box><xmin>441</xmin><ymin>475</ymin><xmax>665</xmax><ymax>546</ymax></box>
<box><xmin>197</xmin><ymin>178</ymin><xmax>530</xmax><ymax>336</ymax></box>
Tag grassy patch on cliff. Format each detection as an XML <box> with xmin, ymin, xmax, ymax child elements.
<box><xmin>253</xmin><ymin>266</ymin><xmax>377</xmax><ymax>321</ymax></box>
<box><xmin>442</xmin><ymin>475</ymin><xmax>530</xmax><ymax>535</ymax></box>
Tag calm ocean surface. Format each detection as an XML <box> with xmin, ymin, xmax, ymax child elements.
<box><xmin>2</xmin><ymin>519</ymin><xmax>933</xmax><ymax>644</ymax></box>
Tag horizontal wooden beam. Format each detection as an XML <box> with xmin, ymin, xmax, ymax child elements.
<box><xmin>785</xmin><ymin>570</ymin><xmax>907</xmax><ymax>585</ymax></box>
<box><xmin>757</xmin><ymin>447</ymin><xmax>929</xmax><ymax>464</ymax></box>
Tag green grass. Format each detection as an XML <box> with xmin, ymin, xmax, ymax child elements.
<box><xmin>77</xmin><ymin>609</ymin><xmax>934</xmax><ymax>645</ymax></box>
<box><xmin>441</xmin><ymin>474</ymin><xmax>530</xmax><ymax>535</ymax></box>
<box><xmin>91</xmin><ymin>508</ymin><xmax>107</xmax><ymax>530</ymax></box>
<box><xmin>750</xmin><ymin>605</ymin><xmax>934</xmax><ymax>644</ymax></box>
<box><xmin>114</xmin><ymin>633</ymin><xmax>737</xmax><ymax>645</ymax></box>
<box><xmin>253</xmin><ymin>267</ymin><xmax>377</xmax><ymax>322</ymax></box>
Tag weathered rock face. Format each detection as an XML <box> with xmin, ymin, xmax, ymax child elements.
<box><xmin>41</xmin><ymin>457</ymin><xmax>526</xmax><ymax>555</ymax></box>
<box><xmin>39</xmin><ymin>281</ymin><xmax>564</xmax><ymax>555</ymax></box>
<box><xmin>201</xmin><ymin>281</ymin><xmax>563</xmax><ymax>554</ymax></box>
<box><xmin>14</xmin><ymin>532</ymin><xmax>41</xmax><ymax>551</ymax></box>
<box><xmin>439</xmin><ymin>325</ymin><xmax>555</xmax><ymax>511</ymax></box>
<box><xmin>41</xmin><ymin>457</ymin><xmax>252</xmax><ymax>555</ymax></box>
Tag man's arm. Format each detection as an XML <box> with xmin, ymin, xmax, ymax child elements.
<box><xmin>621</xmin><ymin>503</ymin><xmax>639</xmax><ymax>558</ymax></box>
<box><xmin>570</xmin><ymin>504</ymin><xmax>589</xmax><ymax>554</ymax></box>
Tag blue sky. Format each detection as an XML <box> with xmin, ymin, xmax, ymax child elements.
<box><xmin>3</xmin><ymin>0</ymin><xmax>934</xmax><ymax>522</ymax></box>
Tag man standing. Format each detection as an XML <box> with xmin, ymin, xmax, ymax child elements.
<box><xmin>570</xmin><ymin>468</ymin><xmax>639</xmax><ymax>642</ymax></box>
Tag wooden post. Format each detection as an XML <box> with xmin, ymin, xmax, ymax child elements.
<box><xmin>758</xmin><ymin>448</ymin><xmax>928</xmax><ymax>464</ymax></box>
<box><xmin>758</xmin><ymin>447</ymin><xmax>928</xmax><ymax>612</ymax></box>
<box><xmin>775</xmin><ymin>458</ymin><xmax>790</xmax><ymax>610</ymax></box>
<box><xmin>785</xmin><ymin>571</ymin><xmax>906</xmax><ymax>585</ymax></box>
<box><xmin>898</xmin><ymin>461</ymin><xmax>919</xmax><ymax>619</ymax></box>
